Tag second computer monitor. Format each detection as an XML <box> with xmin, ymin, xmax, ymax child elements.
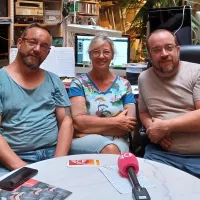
<box><xmin>75</xmin><ymin>34</ymin><xmax>130</xmax><ymax>68</ymax></box>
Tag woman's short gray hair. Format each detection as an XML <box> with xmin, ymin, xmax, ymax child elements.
<box><xmin>88</xmin><ymin>35</ymin><xmax>115</xmax><ymax>54</ymax></box>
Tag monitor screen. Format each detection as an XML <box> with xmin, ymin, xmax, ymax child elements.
<box><xmin>75</xmin><ymin>34</ymin><xmax>130</xmax><ymax>68</ymax></box>
<box><xmin>148</xmin><ymin>6</ymin><xmax>192</xmax><ymax>45</ymax></box>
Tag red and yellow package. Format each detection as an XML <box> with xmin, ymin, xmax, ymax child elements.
<box><xmin>67</xmin><ymin>159</ymin><xmax>100</xmax><ymax>167</ymax></box>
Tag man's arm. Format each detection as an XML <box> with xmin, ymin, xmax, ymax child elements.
<box><xmin>54</xmin><ymin>107</ymin><xmax>73</xmax><ymax>157</ymax></box>
<box><xmin>165</xmin><ymin>101</ymin><xmax>200</xmax><ymax>133</ymax></box>
<box><xmin>0</xmin><ymin>116</ymin><xmax>27</xmax><ymax>170</ymax></box>
<box><xmin>139</xmin><ymin>111</ymin><xmax>153</xmax><ymax>129</ymax></box>
<box><xmin>70</xmin><ymin>96</ymin><xmax>135</xmax><ymax>134</ymax></box>
<box><xmin>140</xmin><ymin>109</ymin><xmax>172</xmax><ymax>147</ymax></box>
<box><xmin>147</xmin><ymin>101</ymin><xmax>200</xmax><ymax>143</ymax></box>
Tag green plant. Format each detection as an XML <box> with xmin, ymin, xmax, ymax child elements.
<box><xmin>119</xmin><ymin>0</ymin><xmax>181</xmax><ymax>36</ymax></box>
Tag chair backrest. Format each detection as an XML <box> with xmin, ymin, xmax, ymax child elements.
<box><xmin>180</xmin><ymin>45</ymin><xmax>200</xmax><ymax>64</ymax></box>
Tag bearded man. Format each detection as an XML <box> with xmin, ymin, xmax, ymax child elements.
<box><xmin>139</xmin><ymin>29</ymin><xmax>200</xmax><ymax>178</ymax></box>
<box><xmin>0</xmin><ymin>23</ymin><xmax>73</xmax><ymax>176</ymax></box>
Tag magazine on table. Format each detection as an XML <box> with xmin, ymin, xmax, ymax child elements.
<box><xmin>0</xmin><ymin>178</ymin><xmax>72</xmax><ymax>200</ymax></box>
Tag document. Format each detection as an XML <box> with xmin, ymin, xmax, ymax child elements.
<box><xmin>9</xmin><ymin>46</ymin><xmax>75</xmax><ymax>78</ymax></box>
<box><xmin>99</xmin><ymin>164</ymin><xmax>155</xmax><ymax>194</ymax></box>
<box><xmin>9</xmin><ymin>47</ymin><xmax>18</xmax><ymax>64</ymax></box>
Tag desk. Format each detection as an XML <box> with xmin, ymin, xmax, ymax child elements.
<box><xmin>11</xmin><ymin>154</ymin><xmax>200</xmax><ymax>200</ymax></box>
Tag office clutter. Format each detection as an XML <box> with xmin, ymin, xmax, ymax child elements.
<box><xmin>125</xmin><ymin>63</ymin><xmax>147</xmax><ymax>73</ymax></box>
<box><xmin>11</xmin><ymin>0</ymin><xmax>63</xmax><ymax>45</ymax></box>
<box><xmin>15</xmin><ymin>0</ymin><xmax>44</xmax><ymax>23</ymax></box>
<box><xmin>14</xmin><ymin>0</ymin><xmax>62</xmax><ymax>24</ymax></box>
<box><xmin>126</xmin><ymin>63</ymin><xmax>147</xmax><ymax>85</ymax></box>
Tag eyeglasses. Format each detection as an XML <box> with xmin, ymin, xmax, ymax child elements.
<box><xmin>90</xmin><ymin>50</ymin><xmax>112</xmax><ymax>58</ymax></box>
<box><xmin>150</xmin><ymin>44</ymin><xmax>177</xmax><ymax>55</ymax></box>
<box><xmin>22</xmin><ymin>38</ymin><xmax>51</xmax><ymax>52</ymax></box>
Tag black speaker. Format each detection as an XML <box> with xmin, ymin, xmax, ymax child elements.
<box><xmin>148</xmin><ymin>6</ymin><xmax>192</xmax><ymax>45</ymax></box>
<box><xmin>0</xmin><ymin>25</ymin><xmax>8</xmax><ymax>55</ymax></box>
<box><xmin>0</xmin><ymin>0</ymin><xmax>7</xmax><ymax>17</ymax></box>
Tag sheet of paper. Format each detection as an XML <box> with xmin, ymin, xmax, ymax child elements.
<box><xmin>54</xmin><ymin>47</ymin><xmax>75</xmax><ymax>77</ymax></box>
<box><xmin>99</xmin><ymin>164</ymin><xmax>155</xmax><ymax>194</ymax></box>
<box><xmin>9</xmin><ymin>47</ymin><xmax>18</xmax><ymax>64</ymax></box>
<box><xmin>9</xmin><ymin>46</ymin><xmax>75</xmax><ymax>78</ymax></box>
<box><xmin>40</xmin><ymin>46</ymin><xmax>56</xmax><ymax>73</ymax></box>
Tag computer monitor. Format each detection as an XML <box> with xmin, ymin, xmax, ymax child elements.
<box><xmin>75</xmin><ymin>34</ymin><xmax>130</xmax><ymax>68</ymax></box>
<box><xmin>148</xmin><ymin>6</ymin><xmax>192</xmax><ymax>45</ymax></box>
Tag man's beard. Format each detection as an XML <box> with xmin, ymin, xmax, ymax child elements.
<box><xmin>153</xmin><ymin>59</ymin><xmax>180</xmax><ymax>78</ymax></box>
<box><xmin>19</xmin><ymin>51</ymin><xmax>43</xmax><ymax>70</ymax></box>
<box><xmin>157</xmin><ymin>59</ymin><xmax>179</xmax><ymax>73</ymax></box>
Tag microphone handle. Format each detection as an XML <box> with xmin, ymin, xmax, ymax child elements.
<box><xmin>127</xmin><ymin>167</ymin><xmax>151</xmax><ymax>199</ymax></box>
<box><xmin>127</xmin><ymin>167</ymin><xmax>141</xmax><ymax>190</ymax></box>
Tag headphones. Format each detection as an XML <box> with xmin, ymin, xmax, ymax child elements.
<box><xmin>62</xmin><ymin>0</ymin><xmax>71</xmax><ymax>18</ymax></box>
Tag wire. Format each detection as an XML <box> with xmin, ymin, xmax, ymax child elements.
<box><xmin>192</xmin><ymin>27</ymin><xmax>198</xmax><ymax>44</ymax></box>
<box><xmin>0</xmin><ymin>35</ymin><xmax>15</xmax><ymax>45</ymax></box>
<box><xmin>174</xmin><ymin>5</ymin><xmax>187</xmax><ymax>35</ymax></box>
<box><xmin>0</xmin><ymin>35</ymin><xmax>10</xmax><ymax>41</ymax></box>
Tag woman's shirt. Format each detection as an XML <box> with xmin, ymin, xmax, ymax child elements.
<box><xmin>68</xmin><ymin>73</ymin><xmax>135</xmax><ymax>117</ymax></box>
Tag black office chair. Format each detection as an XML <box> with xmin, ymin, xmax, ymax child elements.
<box><xmin>129</xmin><ymin>45</ymin><xmax>200</xmax><ymax>157</ymax></box>
<box><xmin>180</xmin><ymin>45</ymin><xmax>200</xmax><ymax>64</ymax></box>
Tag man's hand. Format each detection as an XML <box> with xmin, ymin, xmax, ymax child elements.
<box><xmin>10</xmin><ymin>160</ymin><xmax>28</xmax><ymax>170</ymax></box>
<box><xmin>115</xmin><ymin>109</ymin><xmax>137</xmax><ymax>132</ymax></box>
<box><xmin>147</xmin><ymin>118</ymin><xmax>170</xmax><ymax>143</ymax></box>
<box><xmin>159</xmin><ymin>136</ymin><xmax>172</xmax><ymax>150</ymax></box>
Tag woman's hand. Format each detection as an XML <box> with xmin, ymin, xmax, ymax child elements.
<box><xmin>114</xmin><ymin>109</ymin><xmax>137</xmax><ymax>132</ymax></box>
<box><xmin>75</xmin><ymin>133</ymin><xmax>89</xmax><ymax>138</ymax></box>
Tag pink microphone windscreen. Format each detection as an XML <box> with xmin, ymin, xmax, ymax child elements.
<box><xmin>118</xmin><ymin>152</ymin><xmax>139</xmax><ymax>177</ymax></box>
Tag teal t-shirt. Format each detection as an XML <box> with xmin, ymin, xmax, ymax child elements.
<box><xmin>0</xmin><ymin>68</ymin><xmax>70</xmax><ymax>153</ymax></box>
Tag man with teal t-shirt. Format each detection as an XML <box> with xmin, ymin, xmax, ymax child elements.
<box><xmin>0</xmin><ymin>23</ymin><xmax>73</xmax><ymax>176</ymax></box>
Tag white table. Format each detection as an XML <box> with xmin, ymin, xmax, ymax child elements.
<box><xmin>11</xmin><ymin>154</ymin><xmax>200</xmax><ymax>199</ymax></box>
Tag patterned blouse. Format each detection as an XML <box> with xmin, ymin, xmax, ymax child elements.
<box><xmin>68</xmin><ymin>73</ymin><xmax>135</xmax><ymax>117</ymax></box>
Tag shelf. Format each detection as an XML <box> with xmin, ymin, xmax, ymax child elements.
<box><xmin>0</xmin><ymin>17</ymin><xmax>11</xmax><ymax>19</ymax></box>
<box><xmin>0</xmin><ymin>17</ymin><xmax>12</xmax><ymax>24</ymax></box>
<box><xmin>76</xmin><ymin>1</ymin><xmax>99</xmax><ymax>4</ymax></box>
<box><xmin>43</xmin><ymin>0</ymin><xmax>60</xmax><ymax>2</ymax></box>
<box><xmin>76</xmin><ymin>12</ymin><xmax>99</xmax><ymax>16</ymax></box>
<box><xmin>36</xmin><ymin>0</ymin><xmax>60</xmax><ymax>2</ymax></box>
<box><xmin>14</xmin><ymin>23</ymin><xmax>59</xmax><ymax>27</ymax></box>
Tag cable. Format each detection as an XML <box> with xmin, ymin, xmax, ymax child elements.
<box><xmin>174</xmin><ymin>5</ymin><xmax>187</xmax><ymax>35</ymax></box>
<box><xmin>192</xmin><ymin>27</ymin><xmax>198</xmax><ymax>44</ymax></box>
<box><xmin>0</xmin><ymin>35</ymin><xmax>15</xmax><ymax>45</ymax></box>
<box><xmin>57</xmin><ymin>14</ymin><xmax>72</xmax><ymax>25</ymax></box>
<box><xmin>0</xmin><ymin>35</ymin><xmax>10</xmax><ymax>41</ymax></box>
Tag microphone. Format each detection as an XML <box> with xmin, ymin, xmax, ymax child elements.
<box><xmin>118</xmin><ymin>152</ymin><xmax>151</xmax><ymax>200</ymax></box>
